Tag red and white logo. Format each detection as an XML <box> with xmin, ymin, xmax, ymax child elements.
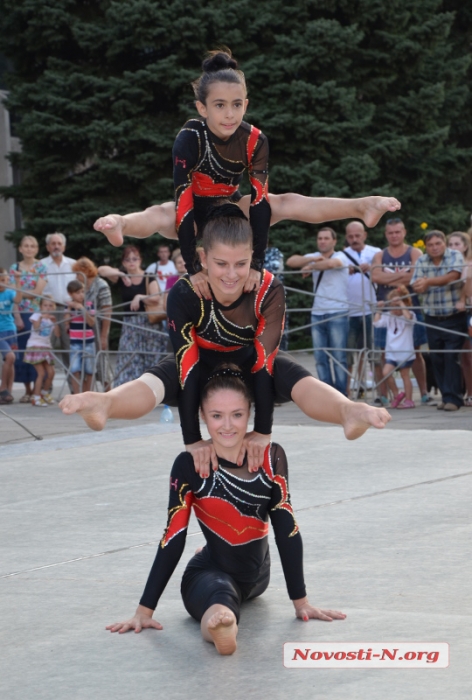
<box><xmin>284</xmin><ymin>642</ymin><xmax>449</xmax><ymax>668</ymax></box>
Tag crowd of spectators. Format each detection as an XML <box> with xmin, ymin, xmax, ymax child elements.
<box><xmin>287</xmin><ymin>219</ymin><xmax>472</xmax><ymax>410</ymax></box>
<box><xmin>0</xmin><ymin>235</ymin><xmax>173</xmax><ymax>404</ymax></box>
<box><xmin>1</xmin><ymin>219</ymin><xmax>472</xmax><ymax>411</ymax></box>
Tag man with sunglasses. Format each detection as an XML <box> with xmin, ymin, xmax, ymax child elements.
<box><xmin>411</xmin><ymin>230</ymin><xmax>466</xmax><ymax>411</ymax></box>
<box><xmin>371</xmin><ymin>219</ymin><xmax>430</xmax><ymax>405</ymax></box>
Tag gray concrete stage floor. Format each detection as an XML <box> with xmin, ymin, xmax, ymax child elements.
<box><xmin>1</xmin><ymin>422</ymin><xmax>471</xmax><ymax>699</ymax></box>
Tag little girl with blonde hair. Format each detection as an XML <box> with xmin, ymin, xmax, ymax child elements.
<box><xmin>24</xmin><ymin>295</ymin><xmax>59</xmax><ymax>406</ymax></box>
<box><xmin>374</xmin><ymin>285</ymin><xmax>416</xmax><ymax>409</ymax></box>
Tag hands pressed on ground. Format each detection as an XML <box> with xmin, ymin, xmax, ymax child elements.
<box><xmin>106</xmin><ymin>606</ymin><xmax>163</xmax><ymax>634</ymax></box>
<box><xmin>293</xmin><ymin>597</ymin><xmax>346</xmax><ymax>622</ymax></box>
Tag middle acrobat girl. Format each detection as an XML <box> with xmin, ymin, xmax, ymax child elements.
<box><xmin>61</xmin><ymin>205</ymin><xmax>390</xmax><ymax>472</ymax></box>
<box><xmin>94</xmin><ymin>49</ymin><xmax>401</xmax><ymax>299</ymax></box>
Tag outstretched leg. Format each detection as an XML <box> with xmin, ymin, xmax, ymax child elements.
<box><xmin>59</xmin><ymin>377</ymin><xmax>163</xmax><ymax>430</ymax></box>
<box><xmin>200</xmin><ymin>604</ymin><xmax>238</xmax><ymax>655</ymax></box>
<box><xmin>291</xmin><ymin>375</ymin><xmax>391</xmax><ymax>440</ymax></box>
<box><xmin>238</xmin><ymin>193</ymin><xmax>401</xmax><ymax>229</ymax></box>
<box><xmin>94</xmin><ymin>202</ymin><xmax>178</xmax><ymax>247</ymax></box>
<box><xmin>95</xmin><ymin>192</ymin><xmax>400</xmax><ymax>249</ymax></box>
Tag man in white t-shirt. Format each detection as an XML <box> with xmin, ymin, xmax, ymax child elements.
<box><xmin>40</xmin><ymin>232</ymin><xmax>76</xmax><ymax>370</ymax></box>
<box><xmin>146</xmin><ymin>242</ymin><xmax>177</xmax><ymax>293</ymax></box>
<box><xmin>343</xmin><ymin>221</ymin><xmax>381</xmax><ymax>396</ymax></box>
<box><xmin>287</xmin><ymin>227</ymin><xmax>349</xmax><ymax>395</ymax></box>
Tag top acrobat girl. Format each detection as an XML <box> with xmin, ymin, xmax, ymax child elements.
<box><xmin>94</xmin><ymin>48</ymin><xmax>401</xmax><ymax>298</ymax></box>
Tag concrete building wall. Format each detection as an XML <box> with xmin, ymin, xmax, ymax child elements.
<box><xmin>0</xmin><ymin>90</ymin><xmax>19</xmax><ymax>267</ymax></box>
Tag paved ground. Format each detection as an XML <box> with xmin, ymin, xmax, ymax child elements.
<box><xmin>1</xmin><ymin>426</ymin><xmax>470</xmax><ymax>699</ymax></box>
<box><xmin>1</xmin><ymin>353</ymin><xmax>471</xmax><ymax>699</ymax></box>
<box><xmin>0</xmin><ymin>352</ymin><xmax>470</xmax><ymax>445</ymax></box>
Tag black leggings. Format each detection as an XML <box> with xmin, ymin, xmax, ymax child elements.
<box><xmin>151</xmin><ymin>351</ymin><xmax>312</xmax><ymax>408</ymax></box>
<box><xmin>180</xmin><ymin>550</ymin><xmax>270</xmax><ymax>624</ymax></box>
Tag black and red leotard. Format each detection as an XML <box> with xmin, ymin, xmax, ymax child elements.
<box><xmin>173</xmin><ymin>118</ymin><xmax>270</xmax><ymax>275</ymax></box>
<box><xmin>148</xmin><ymin>270</ymin><xmax>281</xmax><ymax>444</ymax></box>
<box><xmin>139</xmin><ymin>443</ymin><xmax>306</xmax><ymax>620</ymax></box>
<box><xmin>146</xmin><ymin>270</ymin><xmax>311</xmax><ymax>444</ymax></box>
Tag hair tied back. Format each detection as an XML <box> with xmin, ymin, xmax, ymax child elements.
<box><xmin>192</xmin><ymin>48</ymin><xmax>246</xmax><ymax>104</ymax></box>
<box><xmin>202</xmin><ymin>49</ymin><xmax>238</xmax><ymax>73</ymax></box>
<box><xmin>206</xmin><ymin>203</ymin><xmax>248</xmax><ymax>222</ymax></box>
<box><xmin>207</xmin><ymin>366</ymin><xmax>245</xmax><ymax>383</ymax></box>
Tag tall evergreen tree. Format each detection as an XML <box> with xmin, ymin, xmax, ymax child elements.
<box><xmin>0</xmin><ymin>0</ymin><xmax>470</xmax><ymax>268</ymax></box>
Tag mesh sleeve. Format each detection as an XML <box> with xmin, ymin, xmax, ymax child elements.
<box><xmin>139</xmin><ymin>454</ymin><xmax>195</xmax><ymax>610</ymax></box>
<box><xmin>166</xmin><ymin>279</ymin><xmax>203</xmax><ymax>444</ymax></box>
<box><xmin>252</xmin><ymin>275</ymin><xmax>286</xmax><ymax>435</ymax></box>
<box><xmin>249</xmin><ymin>132</ymin><xmax>271</xmax><ymax>271</ymax></box>
<box><xmin>268</xmin><ymin>443</ymin><xmax>306</xmax><ymax>601</ymax></box>
<box><xmin>173</xmin><ymin>126</ymin><xmax>201</xmax><ymax>276</ymax></box>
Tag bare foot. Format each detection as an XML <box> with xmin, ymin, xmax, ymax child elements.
<box><xmin>207</xmin><ymin>611</ymin><xmax>238</xmax><ymax>655</ymax></box>
<box><xmin>93</xmin><ymin>214</ymin><xmax>124</xmax><ymax>246</ymax></box>
<box><xmin>342</xmin><ymin>401</ymin><xmax>391</xmax><ymax>440</ymax></box>
<box><xmin>361</xmin><ymin>196</ymin><xmax>401</xmax><ymax>228</ymax></box>
<box><xmin>59</xmin><ymin>392</ymin><xmax>111</xmax><ymax>431</ymax></box>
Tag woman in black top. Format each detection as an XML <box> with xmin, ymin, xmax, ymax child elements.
<box><xmin>94</xmin><ymin>49</ymin><xmax>401</xmax><ymax>299</ymax></box>
<box><xmin>98</xmin><ymin>246</ymin><xmax>166</xmax><ymax>385</ymax></box>
<box><xmin>106</xmin><ymin>368</ymin><xmax>346</xmax><ymax>655</ymax></box>
<box><xmin>62</xmin><ymin>206</ymin><xmax>390</xmax><ymax>474</ymax></box>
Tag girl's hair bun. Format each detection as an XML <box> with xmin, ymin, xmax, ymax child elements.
<box><xmin>202</xmin><ymin>49</ymin><xmax>238</xmax><ymax>73</ymax></box>
<box><xmin>192</xmin><ymin>47</ymin><xmax>246</xmax><ymax>103</ymax></box>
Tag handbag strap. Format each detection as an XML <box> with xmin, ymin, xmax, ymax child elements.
<box><xmin>314</xmin><ymin>269</ymin><xmax>325</xmax><ymax>294</ymax></box>
<box><xmin>343</xmin><ymin>250</ymin><xmax>371</xmax><ymax>280</ymax></box>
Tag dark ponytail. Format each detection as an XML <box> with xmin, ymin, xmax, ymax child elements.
<box><xmin>192</xmin><ymin>48</ymin><xmax>247</xmax><ymax>104</ymax></box>
<box><xmin>201</xmin><ymin>363</ymin><xmax>252</xmax><ymax>409</ymax></box>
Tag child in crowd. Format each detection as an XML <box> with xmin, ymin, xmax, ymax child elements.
<box><xmin>374</xmin><ymin>286</ymin><xmax>416</xmax><ymax>409</ymax></box>
<box><xmin>65</xmin><ymin>280</ymin><xmax>96</xmax><ymax>394</ymax></box>
<box><xmin>0</xmin><ymin>268</ymin><xmax>22</xmax><ymax>403</ymax></box>
<box><xmin>24</xmin><ymin>294</ymin><xmax>59</xmax><ymax>407</ymax></box>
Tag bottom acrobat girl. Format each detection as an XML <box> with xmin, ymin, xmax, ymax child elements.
<box><xmin>106</xmin><ymin>367</ymin><xmax>346</xmax><ymax>655</ymax></box>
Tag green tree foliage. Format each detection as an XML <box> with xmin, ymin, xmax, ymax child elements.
<box><xmin>0</xmin><ymin>0</ymin><xmax>470</xmax><ymax>271</ymax></box>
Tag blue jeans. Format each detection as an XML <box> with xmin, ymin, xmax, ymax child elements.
<box><xmin>311</xmin><ymin>313</ymin><xmax>349</xmax><ymax>395</ymax></box>
<box><xmin>69</xmin><ymin>342</ymin><xmax>96</xmax><ymax>375</ymax></box>
<box><xmin>0</xmin><ymin>330</ymin><xmax>18</xmax><ymax>359</ymax></box>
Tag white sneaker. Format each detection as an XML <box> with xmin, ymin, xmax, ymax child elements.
<box><xmin>31</xmin><ymin>395</ymin><xmax>48</xmax><ymax>407</ymax></box>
